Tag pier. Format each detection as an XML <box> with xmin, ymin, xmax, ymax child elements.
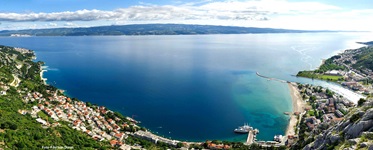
<box><xmin>246</xmin><ymin>130</ymin><xmax>254</xmax><ymax>145</ymax></box>
<box><xmin>256</xmin><ymin>72</ymin><xmax>288</xmax><ymax>83</ymax></box>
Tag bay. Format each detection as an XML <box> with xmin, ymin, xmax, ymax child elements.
<box><xmin>0</xmin><ymin>32</ymin><xmax>372</xmax><ymax>142</ymax></box>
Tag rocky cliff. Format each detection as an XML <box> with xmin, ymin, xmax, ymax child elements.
<box><xmin>303</xmin><ymin>99</ymin><xmax>373</xmax><ymax>150</ymax></box>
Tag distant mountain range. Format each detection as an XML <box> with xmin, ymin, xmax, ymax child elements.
<box><xmin>0</xmin><ymin>24</ymin><xmax>342</xmax><ymax>36</ymax></box>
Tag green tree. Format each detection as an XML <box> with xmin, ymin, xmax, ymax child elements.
<box><xmin>309</xmin><ymin>95</ymin><xmax>316</xmax><ymax>103</ymax></box>
<box><xmin>358</xmin><ymin>98</ymin><xmax>366</xmax><ymax>106</ymax></box>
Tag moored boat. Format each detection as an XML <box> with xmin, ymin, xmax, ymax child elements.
<box><xmin>234</xmin><ymin>123</ymin><xmax>253</xmax><ymax>133</ymax></box>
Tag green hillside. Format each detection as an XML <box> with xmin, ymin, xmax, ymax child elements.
<box><xmin>353</xmin><ymin>46</ymin><xmax>373</xmax><ymax>71</ymax></box>
<box><xmin>0</xmin><ymin>46</ymin><xmax>110</xmax><ymax>149</ymax></box>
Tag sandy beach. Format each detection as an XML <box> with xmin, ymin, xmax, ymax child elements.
<box><xmin>285</xmin><ymin>82</ymin><xmax>308</xmax><ymax>136</ymax></box>
<box><xmin>40</xmin><ymin>67</ymin><xmax>47</xmax><ymax>85</ymax></box>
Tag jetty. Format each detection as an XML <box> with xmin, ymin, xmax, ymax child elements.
<box><xmin>246</xmin><ymin>130</ymin><xmax>254</xmax><ymax>145</ymax></box>
<box><xmin>256</xmin><ymin>72</ymin><xmax>288</xmax><ymax>83</ymax></box>
<box><xmin>244</xmin><ymin>128</ymin><xmax>259</xmax><ymax>145</ymax></box>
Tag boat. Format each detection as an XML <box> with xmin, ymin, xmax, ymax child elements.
<box><xmin>234</xmin><ymin>123</ymin><xmax>253</xmax><ymax>133</ymax></box>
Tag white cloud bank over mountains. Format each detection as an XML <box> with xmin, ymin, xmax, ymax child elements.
<box><xmin>0</xmin><ymin>0</ymin><xmax>372</xmax><ymax>31</ymax></box>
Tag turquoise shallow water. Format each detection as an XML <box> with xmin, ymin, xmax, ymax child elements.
<box><xmin>0</xmin><ymin>33</ymin><xmax>372</xmax><ymax>142</ymax></box>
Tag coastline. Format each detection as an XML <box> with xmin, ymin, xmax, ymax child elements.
<box><xmin>40</xmin><ymin>66</ymin><xmax>47</xmax><ymax>85</ymax></box>
<box><xmin>285</xmin><ymin>82</ymin><xmax>307</xmax><ymax>136</ymax></box>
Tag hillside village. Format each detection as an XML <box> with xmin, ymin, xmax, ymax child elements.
<box><xmin>287</xmin><ymin>83</ymin><xmax>359</xmax><ymax>148</ymax></box>
<box><xmin>292</xmin><ymin>45</ymin><xmax>373</xmax><ymax>149</ymax></box>
<box><xmin>0</xmin><ymin>45</ymin><xmax>188</xmax><ymax>149</ymax></box>
<box><xmin>19</xmin><ymin>89</ymin><xmax>185</xmax><ymax>149</ymax></box>
<box><xmin>298</xmin><ymin>46</ymin><xmax>373</xmax><ymax>96</ymax></box>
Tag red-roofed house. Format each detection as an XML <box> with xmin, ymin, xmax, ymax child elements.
<box><xmin>110</xmin><ymin>140</ymin><xmax>123</xmax><ymax>147</ymax></box>
<box><xmin>114</xmin><ymin>133</ymin><xmax>125</xmax><ymax>141</ymax></box>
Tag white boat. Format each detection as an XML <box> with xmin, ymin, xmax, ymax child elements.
<box><xmin>234</xmin><ymin>123</ymin><xmax>253</xmax><ymax>133</ymax></box>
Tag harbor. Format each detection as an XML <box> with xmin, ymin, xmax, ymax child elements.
<box><xmin>233</xmin><ymin>124</ymin><xmax>259</xmax><ymax>145</ymax></box>
<box><xmin>233</xmin><ymin>124</ymin><xmax>286</xmax><ymax>147</ymax></box>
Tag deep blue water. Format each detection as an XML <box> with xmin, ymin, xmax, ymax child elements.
<box><xmin>0</xmin><ymin>33</ymin><xmax>372</xmax><ymax>142</ymax></box>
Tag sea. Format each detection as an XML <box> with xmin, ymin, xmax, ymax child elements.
<box><xmin>0</xmin><ymin>32</ymin><xmax>372</xmax><ymax>142</ymax></box>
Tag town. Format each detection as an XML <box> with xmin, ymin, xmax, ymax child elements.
<box><xmin>332</xmin><ymin>47</ymin><xmax>373</xmax><ymax>95</ymax></box>
<box><xmin>18</xmin><ymin>89</ymin><xmax>187</xmax><ymax>149</ymax></box>
<box><xmin>298</xmin><ymin>46</ymin><xmax>373</xmax><ymax>96</ymax></box>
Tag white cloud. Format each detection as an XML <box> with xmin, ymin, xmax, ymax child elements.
<box><xmin>64</xmin><ymin>22</ymin><xmax>77</xmax><ymax>27</ymax></box>
<box><xmin>0</xmin><ymin>0</ymin><xmax>371</xmax><ymax>31</ymax></box>
<box><xmin>47</xmin><ymin>22</ymin><xmax>58</xmax><ymax>27</ymax></box>
<box><xmin>0</xmin><ymin>0</ymin><xmax>337</xmax><ymax>22</ymax></box>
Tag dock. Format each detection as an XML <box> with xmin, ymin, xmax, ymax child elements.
<box><xmin>246</xmin><ymin>130</ymin><xmax>254</xmax><ymax>145</ymax></box>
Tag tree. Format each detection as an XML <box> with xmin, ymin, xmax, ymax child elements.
<box><xmin>176</xmin><ymin>142</ymin><xmax>184</xmax><ymax>148</ymax></box>
<box><xmin>309</xmin><ymin>95</ymin><xmax>316</xmax><ymax>103</ymax></box>
<box><xmin>358</xmin><ymin>98</ymin><xmax>366</xmax><ymax>106</ymax></box>
<box><xmin>302</xmin><ymin>94</ymin><xmax>307</xmax><ymax>99</ymax></box>
<box><xmin>325</xmin><ymin>89</ymin><xmax>333</xmax><ymax>98</ymax></box>
<box><xmin>350</xmin><ymin>113</ymin><xmax>360</xmax><ymax>123</ymax></box>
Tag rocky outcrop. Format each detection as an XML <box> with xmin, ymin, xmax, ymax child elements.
<box><xmin>346</xmin><ymin>120</ymin><xmax>373</xmax><ymax>138</ymax></box>
<box><xmin>362</xmin><ymin>108</ymin><xmax>373</xmax><ymax>121</ymax></box>
<box><xmin>303</xmin><ymin>101</ymin><xmax>373</xmax><ymax>149</ymax></box>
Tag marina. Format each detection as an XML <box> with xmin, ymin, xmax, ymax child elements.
<box><xmin>234</xmin><ymin>124</ymin><xmax>259</xmax><ymax>145</ymax></box>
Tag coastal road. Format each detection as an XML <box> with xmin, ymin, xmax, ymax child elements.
<box><xmin>10</xmin><ymin>74</ymin><xmax>20</xmax><ymax>87</ymax></box>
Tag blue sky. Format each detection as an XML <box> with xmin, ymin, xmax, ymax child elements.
<box><xmin>1</xmin><ymin>0</ymin><xmax>373</xmax><ymax>31</ymax></box>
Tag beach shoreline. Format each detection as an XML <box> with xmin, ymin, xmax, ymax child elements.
<box><xmin>285</xmin><ymin>82</ymin><xmax>307</xmax><ymax>136</ymax></box>
<box><xmin>40</xmin><ymin>66</ymin><xmax>47</xmax><ymax>85</ymax></box>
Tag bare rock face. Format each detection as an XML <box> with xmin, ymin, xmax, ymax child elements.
<box><xmin>359</xmin><ymin>142</ymin><xmax>368</xmax><ymax>148</ymax></box>
<box><xmin>302</xmin><ymin>101</ymin><xmax>373</xmax><ymax>149</ymax></box>
<box><xmin>330</xmin><ymin>134</ymin><xmax>340</xmax><ymax>143</ymax></box>
<box><xmin>362</xmin><ymin>108</ymin><xmax>373</xmax><ymax>121</ymax></box>
<box><xmin>339</xmin><ymin>120</ymin><xmax>351</xmax><ymax>130</ymax></box>
<box><xmin>359</xmin><ymin>111</ymin><xmax>366</xmax><ymax>117</ymax></box>
<box><xmin>347</xmin><ymin>138</ymin><xmax>359</xmax><ymax>145</ymax></box>
<box><xmin>346</xmin><ymin>120</ymin><xmax>373</xmax><ymax>138</ymax></box>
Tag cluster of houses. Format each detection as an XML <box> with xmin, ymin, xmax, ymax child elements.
<box><xmin>19</xmin><ymin>89</ymin><xmax>197</xmax><ymax>149</ymax></box>
<box><xmin>20</xmin><ymin>90</ymin><xmax>148</xmax><ymax>149</ymax></box>
<box><xmin>13</xmin><ymin>47</ymin><xmax>32</xmax><ymax>54</ymax></box>
<box><xmin>329</xmin><ymin>48</ymin><xmax>373</xmax><ymax>95</ymax></box>
<box><xmin>0</xmin><ymin>82</ymin><xmax>9</xmax><ymax>95</ymax></box>
<box><xmin>298</xmin><ymin>84</ymin><xmax>354</xmax><ymax>134</ymax></box>
<box><xmin>283</xmin><ymin>84</ymin><xmax>355</xmax><ymax>147</ymax></box>
<box><xmin>323</xmin><ymin>69</ymin><xmax>370</xmax><ymax>94</ymax></box>
<box><xmin>2</xmin><ymin>46</ymin><xmax>191</xmax><ymax>149</ymax></box>
<box><xmin>204</xmin><ymin>141</ymin><xmax>231</xmax><ymax>149</ymax></box>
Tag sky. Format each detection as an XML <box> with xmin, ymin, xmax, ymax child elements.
<box><xmin>0</xmin><ymin>0</ymin><xmax>373</xmax><ymax>31</ymax></box>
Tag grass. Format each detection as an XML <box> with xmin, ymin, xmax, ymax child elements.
<box><xmin>307</xmin><ymin>110</ymin><xmax>315</xmax><ymax>116</ymax></box>
<box><xmin>319</xmin><ymin>75</ymin><xmax>344</xmax><ymax>81</ymax></box>
<box><xmin>37</xmin><ymin>111</ymin><xmax>49</xmax><ymax>120</ymax></box>
<box><xmin>297</xmin><ymin>71</ymin><xmax>344</xmax><ymax>82</ymax></box>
